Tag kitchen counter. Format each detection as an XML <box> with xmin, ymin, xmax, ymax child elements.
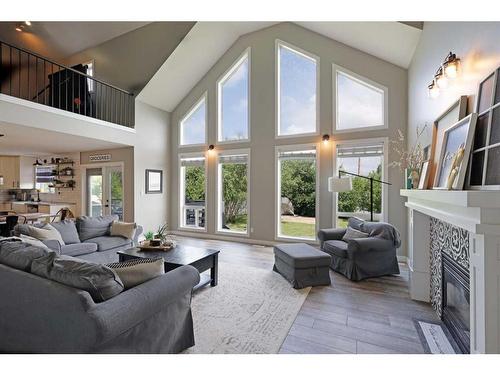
<box><xmin>7</xmin><ymin>201</ymin><xmax>76</xmax><ymax>215</ymax></box>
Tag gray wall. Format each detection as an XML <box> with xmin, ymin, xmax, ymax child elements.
<box><xmin>62</xmin><ymin>22</ymin><xmax>194</xmax><ymax>95</ymax></box>
<box><xmin>134</xmin><ymin>101</ymin><xmax>170</xmax><ymax>232</ymax></box>
<box><xmin>408</xmin><ymin>22</ymin><xmax>500</xmax><ymax>147</ymax></box>
<box><xmin>170</xmin><ymin>22</ymin><xmax>408</xmax><ymax>254</ymax></box>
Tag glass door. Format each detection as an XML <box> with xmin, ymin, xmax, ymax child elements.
<box><xmin>106</xmin><ymin>166</ymin><xmax>124</xmax><ymax>220</ymax></box>
<box><xmin>87</xmin><ymin>168</ymin><xmax>103</xmax><ymax>217</ymax></box>
<box><xmin>86</xmin><ymin>166</ymin><xmax>124</xmax><ymax>219</ymax></box>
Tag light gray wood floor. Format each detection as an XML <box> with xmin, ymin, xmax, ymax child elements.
<box><xmin>174</xmin><ymin>235</ymin><xmax>439</xmax><ymax>354</ymax></box>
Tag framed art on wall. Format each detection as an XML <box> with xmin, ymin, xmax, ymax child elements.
<box><xmin>434</xmin><ymin>113</ymin><xmax>477</xmax><ymax>190</ymax></box>
<box><xmin>145</xmin><ymin>169</ymin><xmax>163</xmax><ymax>194</ymax></box>
<box><xmin>428</xmin><ymin>96</ymin><xmax>468</xmax><ymax>187</ymax></box>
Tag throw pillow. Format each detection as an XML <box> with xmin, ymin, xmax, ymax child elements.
<box><xmin>110</xmin><ymin>221</ymin><xmax>137</xmax><ymax>240</ymax></box>
<box><xmin>342</xmin><ymin>226</ymin><xmax>369</xmax><ymax>242</ymax></box>
<box><xmin>19</xmin><ymin>234</ymin><xmax>49</xmax><ymax>249</ymax></box>
<box><xmin>107</xmin><ymin>258</ymin><xmax>164</xmax><ymax>289</ymax></box>
<box><xmin>0</xmin><ymin>241</ymin><xmax>54</xmax><ymax>271</ymax></box>
<box><xmin>76</xmin><ymin>215</ymin><xmax>118</xmax><ymax>241</ymax></box>
<box><xmin>31</xmin><ymin>252</ymin><xmax>124</xmax><ymax>302</ymax></box>
<box><xmin>26</xmin><ymin>224</ymin><xmax>65</xmax><ymax>246</ymax></box>
<box><xmin>50</xmin><ymin>220</ymin><xmax>81</xmax><ymax>244</ymax></box>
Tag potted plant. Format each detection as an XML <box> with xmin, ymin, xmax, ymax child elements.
<box><xmin>390</xmin><ymin>125</ymin><xmax>427</xmax><ymax>189</ymax></box>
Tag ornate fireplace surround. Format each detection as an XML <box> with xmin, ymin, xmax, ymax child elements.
<box><xmin>429</xmin><ymin>217</ymin><xmax>470</xmax><ymax>352</ymax></box>
<box><xmin>401</xmin><ymin>189</ymin><xmax>500</xmax><ymax>354</ymax></box>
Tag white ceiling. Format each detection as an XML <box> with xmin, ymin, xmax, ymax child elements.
<box><xmin>296</xmin><ymin>22</ymin><xmax>421</xmax><ymax>68</ymax></box>
<box><xmin>137</xmin><ymin>21</ymin><xmax>421</xmax><ymax>113</ymax></box>
<box><xmin>0</xmin><ymin>121</ymin><xmax>126</xmax><ymax>156</ymax></box>
<box><xmin>0</xmin><ymin>22</ymin><xmax>149</xmax><ymax>59</ymax></box>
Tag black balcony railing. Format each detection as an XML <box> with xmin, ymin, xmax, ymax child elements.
<box><xmin>0</xmin><ymin>40</ymin><xmax>134</xmax><ymax>128</ymax></box>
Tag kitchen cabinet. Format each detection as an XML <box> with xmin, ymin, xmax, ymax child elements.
<box><xmin>0</xmin><ymin>156</ymin><xmax>35</xmax><ymax>189</ymax></box>
<box><xmin>11</xmin><ymin>202</ymin><xmax>27</xmax><ymax>213</ymax></box>
<box><xmin>0</xmin><ymin>202</ymin><xmax>12</xmax><ymax>211</ymax></box>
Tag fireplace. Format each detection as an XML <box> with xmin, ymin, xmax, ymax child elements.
<box><xmin>442</xmin><ymin>252</ymin><xmax>470</xmax><ymax>353</ymax></box>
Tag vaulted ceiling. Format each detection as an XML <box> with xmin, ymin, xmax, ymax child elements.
<box><xmin>137</xmin><ymin>22</ymin><xmax>422</xmax><ymax>112</ymax></box>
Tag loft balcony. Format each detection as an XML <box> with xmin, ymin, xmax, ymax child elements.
<box><xmin>0</xmin><ymin>40</ymin><xmax>134</xmax><ymax>128</ymax></box>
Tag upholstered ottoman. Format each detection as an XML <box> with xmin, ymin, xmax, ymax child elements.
<box><xmin>273</xmin><ymin>243</ymin><xmax>331</xmax><ymax>289</ymax></box>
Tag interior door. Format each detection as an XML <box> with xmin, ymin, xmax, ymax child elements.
<box><xmin>86</xmin><ymin>166</ymin><xmax>124</xmax><ymax>220</ymax></box>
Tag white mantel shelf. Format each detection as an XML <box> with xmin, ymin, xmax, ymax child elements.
<box><xmin>400</xmin><ymin>189</ymin><xmax>500</xmax><ymax>235</ymax></box>
<box><xmin>401</xmin><ymin>189</ymin><xmax>500</xmax><ymax>354</ymax></box>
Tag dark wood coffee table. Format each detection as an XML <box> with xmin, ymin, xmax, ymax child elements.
<box><xmin>117</xmin><ymin>245</ymin><xmax>220</xmax><ymax>290</ymax></box>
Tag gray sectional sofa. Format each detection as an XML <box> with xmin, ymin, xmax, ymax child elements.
<box><xmin>14</xmin><ymin>215</ymin><xmax>143</xmax><ymax>264</ymax></box>
<box><xmin>0</xmin><ymin>239</ymin><xmax>200</xmax><ymax>353</ymax></box>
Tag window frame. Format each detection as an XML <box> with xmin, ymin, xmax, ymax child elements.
<box><xmin>215</xmin><ymin>148</ymin><xmax>251</xmax><ymax>237</ymax></box>
<box><xmin>333</xmin><ymin>64</ymin><xmax>388</xmax><ymax>134</ymax></box>
<box><xmin>178</xmin><ymin>152</ymin><xmax>208</xmax><ymax>232</ymax></box>
<box><xmin>275</xmin><ymin>143</ymin><xmax>320</xmax><ymax>243</ymax></box>
<box><xmin>332</xmin><ymin>137</ymin><xmax>389</xmax><ymax>227</ymax></box>
<box><xmin>216</xmin><ymin>48</ymin><xmax>251</xmax><ymax>145</ymax></box>
<box><xmin>178</xmin><ymin>92</ymin><xmax>208</xmax><ymax>148</ymax></box>
<box><xmin>275</xmin><ymin>39</ymin><xmax>320</xmax><ymax>139</ymax></box>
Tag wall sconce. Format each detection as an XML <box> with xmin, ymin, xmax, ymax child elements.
<box><xmin>322</xmin><ymin>134</ymin><xmax>330</xmax><ymax>144</ymax></box>
<box><xmin>428</xmin><ymin>80</ymin><xmax>440</xmax><ymax>99</ymax></box>
<box><xmin>428</xmin><ymin>52</ymin><xmax>460</xmax><ymax>99</ymax></box>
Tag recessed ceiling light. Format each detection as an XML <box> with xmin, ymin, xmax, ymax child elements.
<box><xmin>15</xmin><ymin>26</ymin><xmax>23</xmax><ymax>32</ymax></box>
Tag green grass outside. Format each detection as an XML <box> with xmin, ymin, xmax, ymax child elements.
<box><xmin>337</xmin><ymin>218</ymin><xmax>349</xmax><ymax>228</ymax></box>
<box><xmin>225</xmin><ymin>215</ymin><xmax>248</xmax><ymax>232</ymax></box>
<box><xmin>280</xmin><ymin>220</ymin><xmax>316</xmax><ymax>239</ymax></box>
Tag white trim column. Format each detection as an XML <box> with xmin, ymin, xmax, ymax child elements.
<box><xmin>408</xmin><ymin>209</ymin><xmax>431</xmax><ymax>302</ymax></box>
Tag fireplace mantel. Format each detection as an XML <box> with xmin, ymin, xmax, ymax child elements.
<box><xmin>401</xmin><ymin>189</ymin><xmax>500</xmax><ymax>354</ymax></box>
<box><xmin>401</xmin><ymin>189</ymin><xmax>500</xmax><ymax>234</ymax></box>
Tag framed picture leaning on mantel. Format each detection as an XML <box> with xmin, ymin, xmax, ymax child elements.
<box><xmin>467</xmin><ymin>66</ymin><xmax>500</xmax><ymax>190</ymax></box>
<box><xmin>434</xmin><ymin>113</ymin><xmax>477</xmax><ymax>190</ymax></box>
<box><xmin>428</xmin><ymin>96</ymin><xmax>468</xmax><ymax>188</ymax></box>
<box><xmin>145</xmin><ymin>169</ymin><xmax>163</xmax><ymax>194</ymax></box>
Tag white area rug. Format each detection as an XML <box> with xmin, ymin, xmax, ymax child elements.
<box><xmin>185</xmin><ymin>262</ymin><xmax>310</xmax><ymax>354</ymax></box>
<box><xmin>417</xmin><ymin>321</ymin><xmax>456</xmax><ymax>354</ymax></box>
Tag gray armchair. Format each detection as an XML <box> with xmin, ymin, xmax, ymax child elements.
<box><xmin>318</xmin><ymin>217</ymin><xmax>400</xmax><ymax>281</ymax></box>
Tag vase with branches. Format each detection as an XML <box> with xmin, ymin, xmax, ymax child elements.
<box><xmin>389</xmin><ymin>124</ymin><xmax>427</xmax><ymax>188</ymax></box>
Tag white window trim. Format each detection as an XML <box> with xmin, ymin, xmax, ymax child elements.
<box><xmin>275</xmin><ymin>39</ymin><xmax>320</xmax><ymax>139</ymax></box>
<box><xmin>216</xmin><ymin>48</ymin><xmax>251</xmax><ymax>145</ymax></box>
<box><xmin>275</xmin><ymin>143</ymin><xmax>320</xmax><ymax>243</ymax></box>
<box><xmin>178</xmin><ymin>152</ymin><xmax>208</xmax><ymax>232</ymax></box>
<box><xmin>332</xmin><ymin>137</ymin><xmax>389</xmax><ymax>227</ymax></box>
<box><xmin>215</xmin><ymin>148</ymin><xmax>251</xmax><ymax>237</ymax></box>
<box><xmin>333</xmin><ymin>64</ymin><xmax>389</xmax><ymax>134</ymax></box>
<box><xmin>178</xmin><ymin>92</ymin><xmax>208</xmax><ymax>148</ymax></box>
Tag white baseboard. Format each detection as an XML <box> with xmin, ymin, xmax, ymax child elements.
<box><xmin>169</xmin><ymin>230</ymin><xmax>278</xmax><ymax>247</ymax></box>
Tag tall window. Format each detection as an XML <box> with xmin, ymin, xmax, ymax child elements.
<box><xmin>217</xmin><ymin>150</ymin><xmax>250</xmax><ymax>235</ymax></box>
<box><xmin>180</xmin><ymin>94</ymin><xmax>207</xmax><ymax>146</ymax></box>
<box><xmin>277</xmin><ymin>41</ymin><xmax>318</xmax><ymax>137</ymax></box>
<box><xmin>277</xmin><ymin>145</ymin><xmax>317</xmax><ymax>240</ymax></box>
<box><xmin>179</xmin><ymin>155</ymin><xmax>206</xmax><ymax>230</ymax></box>
<box><xmin>335</xmin><ymin>67</ymin><xmax>386</xmax><ymax>132</ymax></box>
<box><xmin>336</xmin><ymin>142</ymin><xmax>385</xmax><ymax>227</ymax></box>
<box><xmin>217</xmin><ymin>50</ymin><xmax>249</xmax><ymax>142</ymax></box>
